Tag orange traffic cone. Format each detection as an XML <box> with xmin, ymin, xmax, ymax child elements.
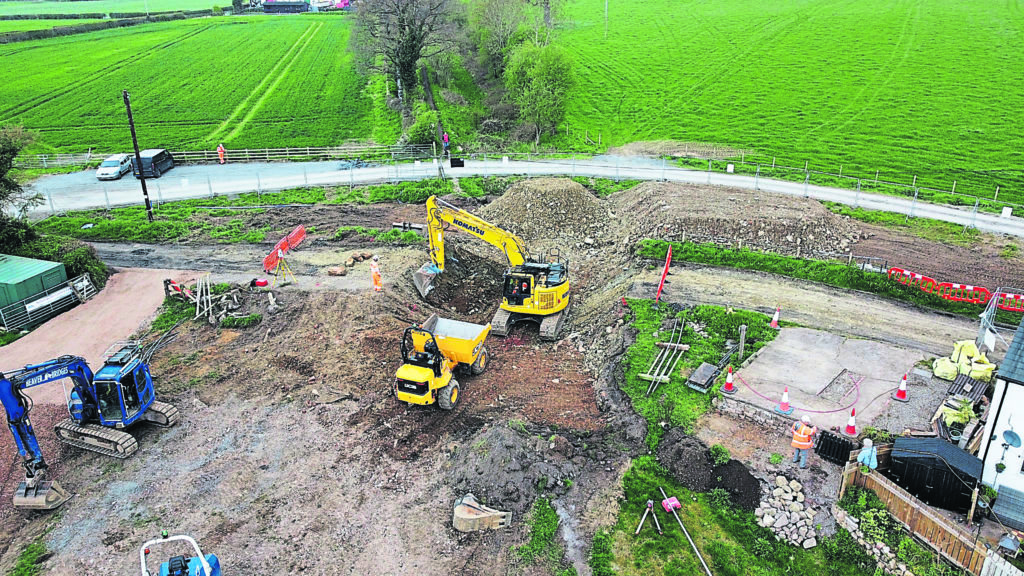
<box><xmin>844</xmin><ymin>409</ymin><xmax>858</xmax><ymax>436</ymax></box>
<box><xmin>892</xmin><ymin>374</ymin><xmax>909</xmax><ymax>402</ymax></box>
<box><xmin>774</xmin><ymin>386</ymin><xmax>793</xmax><ymax>415</ymax></box>
<box><xmin>721</xmin><ymin>366</ymin><xmax>736</xmax><ymax>395</ymax></box>
<box><xmin>770</xmin><ymin>307</ymin><xmax>781</xmax><ymax>329</ymax></box>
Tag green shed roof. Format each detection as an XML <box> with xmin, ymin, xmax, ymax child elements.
<box><xmin>0</xmin><ymin>254</ymin><xmax>63</xmax><ymax>285</ymax></box>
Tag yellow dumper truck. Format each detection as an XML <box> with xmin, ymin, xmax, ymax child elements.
<box><xmin>395</xmin><ymin>314</ymin><xmax>491</xmax><ymax>409</ymax></box>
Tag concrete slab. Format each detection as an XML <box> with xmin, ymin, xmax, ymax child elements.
<box><xmin>734</xmin><ymin>327</ymin><xmax>928</xmax><ymax>431</ymax></box>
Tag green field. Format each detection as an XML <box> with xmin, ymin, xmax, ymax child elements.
<box><xmin>0</xmin><ymin>0</ymin><xmax>215</xmax><ymax>16</ymax></box>
<box><xmin>555</xmin><ymin>0</ymin><xmax>1024</xmax><ymax>200</ymax></box>
<box><xmin>0</xmin><ymin>18</ymin><xmax>108</xmax><ymax>33</ymax></box>
<box><xmin>0</xmin><ymin>15</ymin><xmax>398</xmax><ymax>152</ymax></box>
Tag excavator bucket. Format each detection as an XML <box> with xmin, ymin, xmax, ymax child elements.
<box><xmin>453</xmin><ymin>493</ymin><xmax>511</xmax><ymax>532</ymax></box>
<box><xmin>413</xmin><ymin>263</ymin><xmax>441</xmax><ymax>298</ymax></box>
<box><xmin>13</xmin><ymin>479</ymin><xmax>71</xmax><ymax>510</ymax></box>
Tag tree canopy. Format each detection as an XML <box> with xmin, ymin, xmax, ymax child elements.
<box><xmin>504</xmin><ymin>42</ymin><xmax>575</xmax><ymax>143</ymax></box>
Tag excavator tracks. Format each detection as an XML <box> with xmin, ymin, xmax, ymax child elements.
<box><xmin>539</xmin><ymin>310</ymin><xmax>566</xmax><ymax>342</ymax></box>
<box><xmin>491</xmin><ymin>309</ymin><xmax>512</xmax><ymax>337</ymax></box>
<box><xmin>139</xmin><ymin>401</ymin><xmax>180</xmax><ymax>427</ymax></box>
<box><xmin>54</xmin><ymin>419</ymin><xmax>139</xmax><ymax>459</ymax></box>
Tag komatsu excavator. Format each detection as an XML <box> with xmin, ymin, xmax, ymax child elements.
<box><xmin>411</xmin><ymin>195</ymin><xmax>570</xmax><ymax>340</ymax></box>
<box><xmin>0</xmin><ymin>341</ymin><xmax>178</xmax><ymax>509</ymax></box>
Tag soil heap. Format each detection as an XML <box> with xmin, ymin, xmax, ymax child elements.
<box><xmin>476</xmin><ymin>178</ymin><xmax>609</xmax><ymax>250</ymax></box>
<box><xmin>615</xmin><ymin>181</ymin><xmax>862</xmax><ymax>256</ymax></box>
<box><xmin>655</xmin><ymin>428</ymin><xmax>761</xmax><ymax>511</ymax></box>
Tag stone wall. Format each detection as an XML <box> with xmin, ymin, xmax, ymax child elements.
<box><xmin>833</xmin><ymin>506</ymin><xmax>915</xmax><ymax>576</ymax></box>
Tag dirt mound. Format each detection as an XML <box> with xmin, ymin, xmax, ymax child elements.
<box><xmin>615</xmin><ymin>181</ymin><xmax>861</xmax><ymax>256</ymax></box>
<box><xmin>476</xmin><ymin>178</ymin><xmax>609</xmax><ymax>248</ymax></box>
<box><xmin>656</xmin><ymin>428</ymin><xmax>762</xmax><ymax>511</ymax></box>
<box><xmin>447</xmin><ymin>425</ymin><xmax>586</xmax><ymax>518</ymax></box>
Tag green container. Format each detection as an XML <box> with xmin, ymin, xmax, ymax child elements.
<box><xmin>0</xmin><ymin>254</ymin><xmax>68</xmax><ymax>308</ymax></box>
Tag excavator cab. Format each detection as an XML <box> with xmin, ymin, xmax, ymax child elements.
<box><xmin>141</xmin><ymin>533</ymin><xmax>221</xmax><ymax>576</ymax></box>
<box><xmin>91</xmin><ymin>348</ymin><xmax>156</xmax><ymax>428</ymax></box>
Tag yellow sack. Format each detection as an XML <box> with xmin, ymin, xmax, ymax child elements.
<box><xmin>933</xmin><ymin>357</ymin><xmax>959</xmax><ymax>381</ymax></box>
<box><xmin>968</xmin><ymin>360</ymin><xmax>996</xmax><ymax>383</ymax></box>
<box><xmin>951</xmin><ymin>340</ymin><xmax>979</xmax><ymax>363</ymax></box>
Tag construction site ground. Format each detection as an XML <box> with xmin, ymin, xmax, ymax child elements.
<box><xmin>1</xmin><ymin>178</ymin><xmax>1020</xmax><ymax>575</ymax></box>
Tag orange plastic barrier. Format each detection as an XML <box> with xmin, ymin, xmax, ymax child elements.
<box><xmin>996</xmin><ymin>292</ymin><xmax>1024</xmax><ymax>313</ymax></box>
<box><xmin>262</xmin><ymin>250</ymin><xmax>280</xmax><ymax>273</ymax></box>
<box><xmin>936</xmin><ymin>283</ymin><xmax>992</xmax><ymax>305</ymax></box>
<box><xmin>263</xmin><ymin>225</ymin><xmax>307</xmax><ymax>273</ymax></box>
<box><xmin>286</xmin><ymin>225</ymin><xmax>306</xmax><ymax>249</ymax></box>
<box><xmin>887</xmin><ymin>267</ymin><xmax>938</xmax><ymax>293</ymax></box>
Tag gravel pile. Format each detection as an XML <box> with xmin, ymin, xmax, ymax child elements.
<box><xmin>754</xmin><ymin>475</ymin><xmax>820</xmax><ymax>549</ymax></box>
<box><xmin>616</xmin><ymin>181</ymin><xmax>862</xmax><ymax>255</ymax></box>
<box><xmin>477</xmin><ymin>178</ymin><xmax>609</xmax><ymax>248</ymax></box>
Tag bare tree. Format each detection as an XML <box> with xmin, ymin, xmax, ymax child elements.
<box><xmin>523</xmin><ymin>0</ymin><xmax>561</xmax><ymax>31</ymax></box>
<box><xmin>470</xmin><ymin>0</ymin><xmax>525</xmax><ymax>74</ymax></box>
<box><xmin>352</xmin><ymin>0</ymin><xmax>458</xmax><ymax>107</ymax></box>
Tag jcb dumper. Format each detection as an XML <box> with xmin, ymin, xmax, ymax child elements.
<box><xmin>395</xmin><ymin>314</ymin><xmax>491</xmax><ymax>410</ymax></box>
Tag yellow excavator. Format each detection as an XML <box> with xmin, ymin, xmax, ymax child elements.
<box><xmin>411</xmin><ymin>195</ymin><xmax>570</xmax><ymax>341</ymax></box>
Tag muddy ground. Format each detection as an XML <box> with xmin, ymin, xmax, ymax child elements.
<box><xmin>2</xmin><ymin>178</ymin><xmax>1020</xmax><ymax>575</ymax></box>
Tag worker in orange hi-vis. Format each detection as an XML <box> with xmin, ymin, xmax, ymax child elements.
<box><xmin>791</xmin><ymin>415</ymin><xmax>818</xmax><ymax>469</ymax></box>
<box><xmin>370</xmin><ymin>254</ymin><xmax>383</xmax><ymax>292</ymax></box>
<box><xmin>217</xmin><ymin>143</ymin><xmax>226</xmax><ymax>165</ymax></box>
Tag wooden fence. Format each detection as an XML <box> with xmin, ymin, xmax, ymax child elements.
<box><xmin>840</xmin><ymin>461</ymin><xmax>988</xmax><ymax>575</ymax></box>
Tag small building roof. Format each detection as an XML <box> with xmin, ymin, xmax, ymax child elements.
<box><xmin>999</xmin><ymin>317</ymin><xmax>1024</xmax><ymax>385</ymax></box>
<box><xmin>892</xmin><ymin>437</ymin><xmax>982</xmax><ymax>480</ymax></box>
<box><xmin>0</xmin><ymin>254</ymin><xmax>63</xmax><ymax>286</ymax></box>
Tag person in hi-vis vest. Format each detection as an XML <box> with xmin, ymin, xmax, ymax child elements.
<box><xmin>370</xmin><ymin>254</ymin><xmax>382</xmax><ymax>292</ymax></box>
<box><xmin>791</xmin><ymin>415</ymin><xmax>817</xmax><ymax>469</ymax></box>
<box><xmin>217</xmin><ymin>143</ymin><xmax>226</xmax><ymax>165</ymax></box>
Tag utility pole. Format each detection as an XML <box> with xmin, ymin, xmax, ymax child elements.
<box><xmin>123</xmin><ymin>90</ymin><xmax>154</xmax><ymax>223</ymax></box>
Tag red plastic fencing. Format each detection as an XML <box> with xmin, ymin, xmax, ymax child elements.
<box><xmin>656</xmin><ymin>245</ymin><xmax>672</xmax><ymax>303</ymax></box>
<box><xmin>888</xmin><ymin>267</ymin><xmax>1024</xmax><ymax>312</ymax></box>
<box><xmin>996</xmin><ymin>292</ymin><xmax>1024</xmax><ymax>313</ymax></box>
<box><xmin>887</xmin><ymin>267</ymin><xmax>938</xmax><ymax>293</ymax></box>
<box><xmin>936</xmin><ymin>283</ymin><xmax>992</xmax><ymax>305</ymax></box>
<box><xmin>263</xmin><ymin>225</ymin><xmax>306</xmax><ymax>273</ymax></box>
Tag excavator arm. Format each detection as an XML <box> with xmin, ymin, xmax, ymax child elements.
<box><xmin>0</xmin><ymin>356</ymin><xmax>93</xmax><ymax>480</ymax></box>
<box><xmin>416</xmin><ymin>195</ymin><xmax>531</xmax><ymax>296</ymax></box>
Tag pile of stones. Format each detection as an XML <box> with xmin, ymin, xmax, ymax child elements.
<box><xmin>754</xmin><ymin>476</ymin><xmax>819</xmax><ymax>549</ymax></box>
<box><xmin>833</xmin><ymin>507</ymin><xmax>914</xmax><ymax>576</ymax></box>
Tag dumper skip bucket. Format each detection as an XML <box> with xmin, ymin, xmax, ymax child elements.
<box><xmin>14</xmin><ymin>479</ymin><xmax>71</xmax><ymax>511</ymax></box>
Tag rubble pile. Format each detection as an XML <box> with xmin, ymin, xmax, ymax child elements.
<box><xmin>754</xmin><ymin>476</ymin><xmax>820</xmax><ymax>549</ymax></box>
<box><xmin>477</xmin><ymin>178</ymin><xmax>609</xmax><ymax>248</ymax></box>
<box><xmin>616</xmin><ymin>181</ymin><xmax>862</xmax><ymax>255</ymax></box>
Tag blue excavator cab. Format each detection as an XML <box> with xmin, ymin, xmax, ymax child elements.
<box><xmin>141</xmin><ymin>533</ymin><xmax>221</xmax><ymax>576</ymax></box>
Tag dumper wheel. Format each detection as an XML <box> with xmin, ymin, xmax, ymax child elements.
<box><xmin>471</xmin><ymin>348</ymin><xmax>489</xmax><ymax>375</ymax></box>
<box><xmin>438</xmin><ymin>379</ymin><xmax>460</xmax><ymax>410</ymax></box>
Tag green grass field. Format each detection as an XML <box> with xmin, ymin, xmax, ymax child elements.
<box><xmin>0</xmin><ymin>18</ymin><xmax>108</xmax><ymax>33</ymax></box>
<box><xmin>555</xmin><ymin>0</ymin><xmax>1024</xmax><ymax>202</ymax></box>
<box><xmin>0</xmin><ymin>0</ymin><xmax>215</xmax><ymax>16</ymax></box>
<box><xmin>0</xmin><ymin>15</ymin><xmax>396</xmax><ymax>152</ymax></box>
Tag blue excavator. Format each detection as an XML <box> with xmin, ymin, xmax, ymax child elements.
<box><xmin>1</xmin><ymin>336</ymin><xmax>179</xmax><ymax>510</ymax></box>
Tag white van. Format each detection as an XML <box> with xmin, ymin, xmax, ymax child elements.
<box><xmin>95</xmin><ymin>154</ymin><xmax>133</xmax><ymax>180</ymax></box>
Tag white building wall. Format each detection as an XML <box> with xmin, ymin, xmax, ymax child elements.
<box><xmin>979</xmin><ymin>378</ymin><xmax>1024</xmax><ymax>492</ymax></box>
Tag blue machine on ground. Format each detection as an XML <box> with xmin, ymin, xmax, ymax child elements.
<box><xmin>0</xmin><ymin>338</ymin><xmax>179</xmax><ymax>510</ymax></box>
<box><xmin>141</xmin><ymin>533</ymin><xmax>221</xmax><ymax>576</ymax></box>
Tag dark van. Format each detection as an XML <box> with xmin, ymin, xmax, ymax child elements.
<box><xmin>132</xmin><ymin>149</ymin><xmax>174</xmax><ymax>179</ymax></box>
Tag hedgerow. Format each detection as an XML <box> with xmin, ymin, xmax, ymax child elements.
<box><xmin>637</xmin><ymin>239</ymin><xmax>1023</xmax><ymax>325</ymax></box>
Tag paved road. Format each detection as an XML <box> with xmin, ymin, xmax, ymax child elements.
<box><xmin>29</xmin><ymin>155</ymin><xmax>1024</xmax><ymax>237</ymax></box>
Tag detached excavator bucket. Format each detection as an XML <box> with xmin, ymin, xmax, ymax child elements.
<box><xmin>453</xmin><ymin>493</ymin><xmax>511</xmax><ymax>533</ymax></box>
<box><xmin>13</xmin><ymin>479</ymin><xmax>71</xmax><ymax>510</ymax></box>
<box><xmin>413</xmin><ymin>263</ymin><xmax>441</xmax><ymax>298</ymax></box>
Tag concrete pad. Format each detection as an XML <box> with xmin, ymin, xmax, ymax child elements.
<box><xmin>0</xmin><ymin>268</ymin><xmax>197</xmax><ymax>405</ymax></box>
<box><xmin>735</xmin><ymin>327</ymin><xmax>927</xmax><ymax>431</ymax></box>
